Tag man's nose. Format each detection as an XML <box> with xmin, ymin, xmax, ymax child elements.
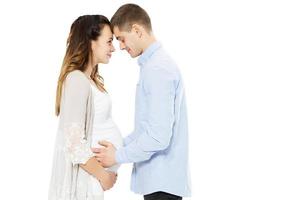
<box><xmin>119</xmin><ymin>42</ymin><xmax>126</xmax><ymax>50</ymax></box>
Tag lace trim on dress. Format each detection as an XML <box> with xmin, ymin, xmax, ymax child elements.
<box><xmin>64</xmin><ymin>122</ymin><xmax>94</xmax><ymax>165</ymax></box>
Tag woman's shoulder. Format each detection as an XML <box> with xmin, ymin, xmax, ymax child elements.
<box><xmin>66</xmin><ymin>70</ymin><xmax>89</xmax><ymax>84</ymax></box>
<box><xmin>66</xmin><ymin>70</ymin><xmax>87</xmax><ymax>80</ymax></box>
<box><xmin>64</xmin><ymin>70</ymin><xmax>90</xmax><ymax>92</ymax></box>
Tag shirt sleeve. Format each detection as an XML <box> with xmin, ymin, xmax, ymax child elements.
<box><xmin>123</xmin><ymin>131</ymin><xmax>139</xmax><ymax>146</ymax></box>
<box><xmin>116</xmin><ymin>67</ymin><xmax>176</xmax><ymax>163</ymax></box>
<box><xmin>62</xmin><ymin>72</ymin><xmax>94</xmax><ymax>166</ymax></box>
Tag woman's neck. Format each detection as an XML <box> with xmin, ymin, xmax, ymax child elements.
<box><xmin>84</xmin><ymin>61</ymin><xmax>96</xmax><ymax>79</ymax></box>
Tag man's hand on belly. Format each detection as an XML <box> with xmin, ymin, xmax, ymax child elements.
<box><xmin>92</xmin><ymin>140</ymin><xmax>117</xmax><ymax>167</ymax></box>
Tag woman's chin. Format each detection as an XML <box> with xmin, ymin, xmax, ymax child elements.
<box><xmin>100</xmin><ymin>59</ymin><xmax>110</xmax><ymax>64</ymax></box>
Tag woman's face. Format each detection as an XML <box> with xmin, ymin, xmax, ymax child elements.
<box><xmin>91</xmin><ymin>25</ymin><xmax>115</xmax><ymax>64</ymax></box>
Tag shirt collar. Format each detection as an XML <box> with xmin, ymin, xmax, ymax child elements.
<box><xmin>137</xmin><ymin>41</ymin><xmax>162</xmax><ymax>67</ymax></box>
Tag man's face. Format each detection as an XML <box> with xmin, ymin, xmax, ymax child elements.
<box><xmin>113</xmin><ymin>26</ymin><xmax>143</xmax><ymax>58</ymax></box>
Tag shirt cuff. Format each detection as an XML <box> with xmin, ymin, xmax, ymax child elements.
<box><xmin>123</xmin><ymin>136</ymin><xmax>133</xmax><ymax>146</ymax></box>
<box><xmin>115</xmin><ymin>148</ymin><xmax>129</xmax><ymax>164</ymax></box>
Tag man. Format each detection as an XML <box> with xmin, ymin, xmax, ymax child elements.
<box><xmin>92</xmin><ymin>4</ymin><xmax>191</xmax><ymax>200</ymax></box>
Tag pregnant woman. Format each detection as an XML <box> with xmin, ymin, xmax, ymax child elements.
<box><xmin>48</xmin><ymin>15</ymin><xmax>123</xmax><ymax>200</ymax></box>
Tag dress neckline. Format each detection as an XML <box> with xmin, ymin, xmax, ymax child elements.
<box><xmin>90</xmin><ymin>82</ymin><xmax>108</xmax><ymax>95</ymax></box>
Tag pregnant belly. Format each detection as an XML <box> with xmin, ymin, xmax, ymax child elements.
<box><xmin>91</xmin><ymin>126</ymin><xmax>123</xmax><ymax>149</ymax></box>
<box><xmin>91</xmin><ymin>126</ymin><xmax>123</xmax><ymax>173</ymax></box>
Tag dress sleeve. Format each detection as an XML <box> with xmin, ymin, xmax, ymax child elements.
<box><xmin>62</xmin><ymin>72</ymin><xmax>94</xmax><ymax>165</ymax></box>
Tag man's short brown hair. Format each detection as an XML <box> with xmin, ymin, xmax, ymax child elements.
<box><xmin>111</xmin><ymin>4</ymin><xmax>152</xmax><ymax>32</ymax></box>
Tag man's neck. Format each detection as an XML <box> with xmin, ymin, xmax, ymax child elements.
<box><xmin>142</xmin><ymin>34</ymin><xmax>157</xmax><ymax>52</ymax></box>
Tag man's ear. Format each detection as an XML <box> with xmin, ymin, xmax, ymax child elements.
<box><xmin>131</xmin><ymin>24</ymin><xmax>143</xmax><ymax>38</ymax></box>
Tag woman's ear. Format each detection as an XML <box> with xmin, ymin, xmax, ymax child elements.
<box><xmin>91</xmin><ymin>40</ymin><xmax>97</xmax><ymax>52</ymax></box>
<box><xmin>90</xmin><ymin>40</ymin><xmax>98</xmax><ymax>60</ymax></box>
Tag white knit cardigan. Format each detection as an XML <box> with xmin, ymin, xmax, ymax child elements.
<box><xmin>49</xmin><ymin>70</ymin><xmax>98</xmax><ymax>200</ymax></box>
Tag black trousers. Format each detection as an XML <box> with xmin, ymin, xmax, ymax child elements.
<box><xmin>144</xmin><ymin>192</ymin><xmax>182</xmax><ymax>200</ymax></box>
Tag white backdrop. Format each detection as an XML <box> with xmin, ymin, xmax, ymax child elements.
<box><xmin>0</xmin><ymin>0</ymin><xmax>303</xmax><ymax>199</ymax></box>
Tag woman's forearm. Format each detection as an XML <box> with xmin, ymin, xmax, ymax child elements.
<box><xmin>80</xmin><ymin>157</ymin><xmax>106</xmax><ymax>181</ymax></box>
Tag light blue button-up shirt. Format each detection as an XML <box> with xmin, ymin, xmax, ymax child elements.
<box><xmin>115</xmin><ymin>42</ymin><xmax>191</xmax><ymax>197</ymax></box>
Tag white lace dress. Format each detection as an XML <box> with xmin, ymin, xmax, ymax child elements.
<box><xmin>88</xmin><ymin>84</ymin><xmax>123</xmax><ymax>199</ymax></box>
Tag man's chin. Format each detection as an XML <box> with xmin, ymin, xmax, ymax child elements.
<box><xmin>129</xmin><ymin>52</ymin><xmax>140</xmax><ymax>58</ymax></box>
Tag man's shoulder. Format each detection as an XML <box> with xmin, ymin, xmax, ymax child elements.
<box><xmin>146</xmin><ymin>52</ymin><xmax>179</xmax><ymax>77</ymax></box>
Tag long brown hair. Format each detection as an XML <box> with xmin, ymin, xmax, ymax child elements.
<box><xmin>55</xmin><ymin>15</ymin><xmax>110</xmax><ymax>116</ymax></box>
